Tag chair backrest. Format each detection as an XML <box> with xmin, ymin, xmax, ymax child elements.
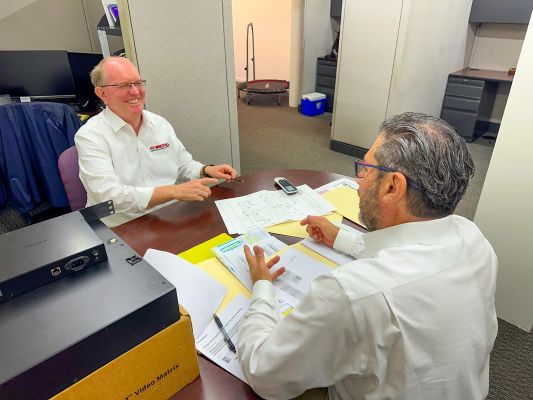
<box><xmin>0</xmin><ymin>102</ymin><xmax>82</xmax><ymax>214</ymax></box>
<box><xmin>58</xmin><ymin>146</ymin><xmax>87</xmax><ymax>211</ymax></box>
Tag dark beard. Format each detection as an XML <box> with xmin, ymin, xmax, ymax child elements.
<box><xmin>359</xmin><ymin>182</ymin><xmax>380</xmax><ymax>232</ymax></box>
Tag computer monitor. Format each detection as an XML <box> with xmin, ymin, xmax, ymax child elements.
<box><xmin>67</xmin><ymin>52</ymin><xmax>103</xmax><ymax>108</ymax></box>
<box><xmin>0</xmin><ymin>50</ymin><xmax>76</xmax><ymax>100</ymax></box>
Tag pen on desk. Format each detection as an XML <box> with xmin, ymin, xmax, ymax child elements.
<box><xmin>213</xmin><ymin>314</ymin><xmax>237</xmax><ymax>354</ymax></box>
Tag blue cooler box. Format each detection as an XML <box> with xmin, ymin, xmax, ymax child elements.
<box><xmin>301</xmin><ymin>92</ymin><xmax>326</xmax><ymax>116</ymax></box>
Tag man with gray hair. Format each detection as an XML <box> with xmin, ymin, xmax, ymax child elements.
<box><xmin>238</xmin><ymin>112</ymin><xmax>498</xmax><ymax>400</ymax></box>
<box><xmin>75</xmin><ymin>56</ymin><xmax>237</xmax><ymax>227</ymax></box>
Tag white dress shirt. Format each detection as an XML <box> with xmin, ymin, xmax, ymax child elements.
<box><xmin>75</xmin><ymin>108</ymin><xmax>203</xmax><ymax>227</ymax></box>
<box><xmin>238</xmin><ymin>215</ymin><xmax>498</xmax><ymax>400</ymax></box>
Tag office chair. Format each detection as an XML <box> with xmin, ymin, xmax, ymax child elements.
<box><xmin>58</xmin><ymin>146</ymin><xmax>87</xmax><ymax>211</ymax></box>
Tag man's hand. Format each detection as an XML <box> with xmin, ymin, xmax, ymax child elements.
<box><xmin>300</xmin><ymin>215</ymin><xmax>340</xmax><ymax>248</ymax></box>
<box><xmin>205</xmin><ymin>164</ymin><xmax>237</xmax><ymax>181</ymax></box>
<box><xmin>172</xmin><ymin>178</ymin><xmax>219</xmax><ymax>201</ymax></box>
<box><xmin>149</xmin><ymin>178</ymin><xmax>219</xmax><ymax>207</ymax></box>
<box><xmin>244</xmin><ymin>245</ymin><xmax>285</xmax><ymax>285</ymax></box>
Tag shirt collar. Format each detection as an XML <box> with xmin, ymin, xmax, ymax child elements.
<box><xmin>103</xmin><ymin>107</ymin><xmax>154</xmax><ymax>134</ymax></box>
<box><xmin>356</xmin><ymin>215</ymin><xmax>456</xmax><ymax>258</ymax></box>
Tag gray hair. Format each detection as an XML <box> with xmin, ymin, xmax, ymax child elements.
<box><xmin>375</xmin><ymin>112</ymin><xmax>475</xmax><ymax>218</ymax></box>
<box><xmin>89</xmin><ymin>56</ymin><xmax>125</xmax><ymax>87</ymax></box>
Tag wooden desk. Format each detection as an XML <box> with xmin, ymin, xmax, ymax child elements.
<box><xmin>441</xmin><ymin>68</ymin><xmax>514</xmax><ymax>142</ymax></box>
<box><xmin>113</xmin><ymin>169</ymin><xmax>352</xmax><ymax>400</ymax></box>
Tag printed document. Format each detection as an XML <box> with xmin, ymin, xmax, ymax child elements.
<box><xmin>315</xmin><ymin>177</ymin><xmax>358</xmax><ymax>193</ymax></box>
<box><xmin>271</xmin><ymin>248</ymin><xmax>332</xmax><ymax>307</ymax></box>
<box><xmin>215</xmin><ymin>184</ymin><xmax>335</xmax><ymax>234</ymax></box>
<box><xmin>212</xmin><ymin>228</ymin><xmax>287</xmax><ymax>292</ymax></box>
<box><xmin>195</xmin><ymin>294</ymin><xmax>250</xmax><ymax>382</ymax></box>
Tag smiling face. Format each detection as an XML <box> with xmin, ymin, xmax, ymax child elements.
<box><xmin>95</xmin><ymin>58</ymin><xmax>145</xmax><ymax>128</ymax></box>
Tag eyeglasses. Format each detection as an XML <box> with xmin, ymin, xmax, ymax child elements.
<box><xmin>354</xmin><ymin>161</ymin><xmax>419</xmax><ymax>189</ymax></box>
<box><xmin>99</xmin><ymin>80</ymin><xmax>146</xmax><ymax>90</ymax></box>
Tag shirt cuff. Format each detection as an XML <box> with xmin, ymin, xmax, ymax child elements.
<box><xmin>133</xmin><ymin>187</ymin><xmax>155</xmax><ymax>210</ymax></box>
<box><xmin>333</xmin><ymin>228</ymin><xmax>358</xmax><ymax>255</ymax></box>
<box><xmin>252</xmin><ymin>280</ymin><xmax>276</xmax><ymax>301</ymax></box>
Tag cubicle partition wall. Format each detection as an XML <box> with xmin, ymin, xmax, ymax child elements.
<box><xmin>117</xmin><ymin>0</ymin><xmax>240</xmax><ymax>170</ymax></box>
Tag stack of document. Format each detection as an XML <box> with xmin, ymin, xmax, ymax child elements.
<box><xmin>213</xmin><ymin>230</ymin><xmax>333</xmax><ymax>307</ymax></box>
<box><xmin>211</xmin><ymin>228</ymin><xmax>287</xmax><ymax>292</ymax></box>
<box><xmin>215</xmin><ymin>184</ymin><xmax>335</xmax><ymax>234</ymax></box>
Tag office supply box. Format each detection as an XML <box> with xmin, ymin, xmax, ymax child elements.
<box><xmin>53</xmin><ymin>307</ymin><xmax>199</xmax><ymax>400</ymax></box>
<box><xmin>301</xmin><ymin>92</ymin><xmax>326</xmax><ymax>116</ymax></box>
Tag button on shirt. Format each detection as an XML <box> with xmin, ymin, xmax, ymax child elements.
<box><xmin>238</xmin><ymin>215</ymin><xmax>498</xmax><ymax>400</ymax></box>
<box><xmin>75</xmin><ymin>108</ymin><xmax>203</xmax><ymax>227</ymax></box>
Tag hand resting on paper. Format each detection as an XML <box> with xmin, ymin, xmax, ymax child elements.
<box><xmin>244</xmin><ymin>245</ymin><xmax>285</xmax><ymax>285</ymax></box>
<box><xmin>300</xmin><ymin>215</ymin><xmax>340</xmax><ymax>248</ymax></box>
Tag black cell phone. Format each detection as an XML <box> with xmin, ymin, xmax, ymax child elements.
<box><xmin>274</xmin><ymin>177</ymin><xmax>299</xmax><ymax>195</ymax></box>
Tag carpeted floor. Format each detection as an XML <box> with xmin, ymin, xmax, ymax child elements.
<box><xmin>237</xmin><ymin>93</ymin><xmax>533</xmax><ymax>400</ymax></box>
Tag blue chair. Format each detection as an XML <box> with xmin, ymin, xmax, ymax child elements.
<box><xmin>0</xmin><ymin>102</ymin><xmax>81</xmax><ymax>217</ymax></box>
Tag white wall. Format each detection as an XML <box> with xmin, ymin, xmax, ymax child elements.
<box><xmin>232</xmin><ymin>0</ymin><xmax>291</xmax><ymax>82</ymax></box>
<box><xmin>474</xmin><ymin>15</ymin><xmax>533</xmax><ymax>332</ymax></box>
<box><xmin>123</xmin><ymin>0</ymin><xmax>240</xmax><ymax>170</ymax></box>
<box><xmin>301</xmin><ymin>0</ymin><xmax>337</xmax><ymax>95</ymax></box>
<box><xmin>469</xmin><ymin>23</ymin><xmax>527</xmax><ymax>122</ymax></box>
<box><xmin>332</xmin><ymin>0</ymin><xmax>403</xmax><ymax>150</ymax></box>
<box><xmin>386</xmin><ymin>0</ymin><xmax>473</xmax><ymax>117</ymax></box>
<box><xmin>0</xmin><ymin>0</ymin><xmax>103</xmax><ymax>53</ymax></box>
<box><xmin>332</xmin><ymin>0</ymin><xmax>472</xmax><ymax>151</ymax></box>
<box><xmin>469</xmin><ymin>23</ymin><xmax>526</xmax><ymax>71</ymax></box>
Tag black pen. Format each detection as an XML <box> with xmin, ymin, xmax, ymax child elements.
<box><xmin>213</xmin><ymin>314</ymin><xmax>237</xmax><ymax>354</ymax></box>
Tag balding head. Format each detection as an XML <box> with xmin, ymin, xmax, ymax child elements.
<box><xmin>90</xmin><ymin>56</ymin><xmax>136</xmax><ymax>87</ymax></box>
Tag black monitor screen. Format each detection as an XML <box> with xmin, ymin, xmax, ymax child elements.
<box><xmin>67</xmin><ymin>52</ymin><xmax>103</xmax><ymax>103</ymax></box>
<box><xmin>0</xmin><ymin>50</ymin><xmax>75</xmax><ymax>99</ymax></box>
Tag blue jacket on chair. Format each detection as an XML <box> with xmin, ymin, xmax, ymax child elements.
<box><xmin>0</xmin><ymin>102</ymin><xmax>81</xmax><ymax>215</ymax></box>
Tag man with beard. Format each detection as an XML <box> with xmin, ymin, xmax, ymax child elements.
<box><xmin>237</xmin><ymin>113</ymin><xmax>498</xmax><ymax>400</ymax></box>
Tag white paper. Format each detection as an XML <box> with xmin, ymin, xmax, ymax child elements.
<box><xmin>301</xmin><ymin>239</ymin><xmax>355</xmax><ymax>265</ymax></box>
<box><xmin>215</xmin><ymin>184</ymin><xmax>335</xmax><ymax>234</ymax></box>
<box><xmin>315</xmin><ymin>177</ymin><xmax>359</xmax><ymax>194</ymax></box>
<box><xmin>212</xmin><ymin>228</ymin><xmax>288</xmax><ymax>291</ymax></box>
<box><xmin>271</xmin><ymin>248</ymin><xmax>332</xmax><ymax>307</ymax></box>
<box><xmin>144</xmin><ymin>249</ymin><xmax>228</xmax><ymax>339</ymax></box>
<box><xmin>195</xmin><ymin>295</ymin><xmax>250</xmax><ymax>383</ymax></box>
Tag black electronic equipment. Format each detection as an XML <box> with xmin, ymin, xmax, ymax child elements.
<box><xmin>0</xmin><ymin>50</ymin><xmax>76</xmax><ymax>100</ymax></box>
<box><xmin>0</xmin><ymin>211</ymin><xmax>107</xmax><ymax>303</ymax></box>
<box><xmin>67</xmin><ymin>52</ymin><xmax>103</xmax><ymax>110</ymax></box>
<box><xmin>0</xmin><ymin>216</ymin><xmax>180</xmax><ymax>399</ymax></box>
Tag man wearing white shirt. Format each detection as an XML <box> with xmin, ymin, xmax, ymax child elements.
<box><xmin>75</xmin><ymin>57</ymin><xmax>236</xmax><ymax>227</ymax></box>
<box><xmin>239</xmin><ymin>112</ymin><xmax>498</xmax><ymax>400</ymax></box>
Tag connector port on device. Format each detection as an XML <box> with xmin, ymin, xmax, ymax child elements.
<box><xmin>64</xmin><ymin>256</ymin><xmax>90</xmax><ymax>272</ymax></box>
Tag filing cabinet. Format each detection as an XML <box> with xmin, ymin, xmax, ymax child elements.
<box><xmin>440</xmin><ymin>75</ymin><xmax>497</xmax><ymax>142</ymax></box>
<box><xmin>315</xmin><ymin>57</ymin><xmax>337</xmax><ymax>112</ymax></box>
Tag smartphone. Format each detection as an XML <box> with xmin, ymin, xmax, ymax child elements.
<box><xmin>274</xmin><ymin>177</ymin><xmax>299</xmax><ymax>195</ymax></box>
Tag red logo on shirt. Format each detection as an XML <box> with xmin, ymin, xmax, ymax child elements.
<box><xmin>149</xmin><ymin>143</ymin><xmax>170</xmax><ymax>152</ymax></box>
